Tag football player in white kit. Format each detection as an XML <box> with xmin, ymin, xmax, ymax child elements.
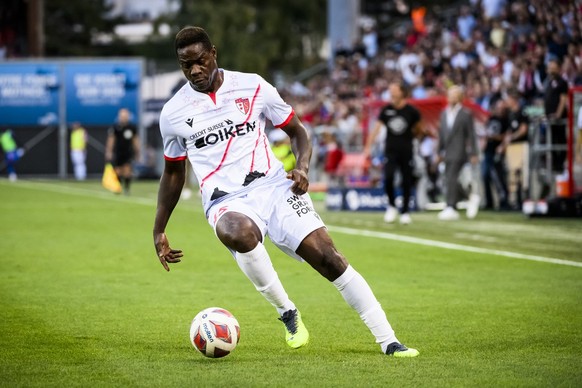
<box><xmin>153</xmin><ymin>26</ymin><xmax>418</xmax><ymax>358</ymax></box>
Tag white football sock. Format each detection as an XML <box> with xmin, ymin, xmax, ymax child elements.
<box><xmin>235</xmin><ymin>243</ymin><xmax>296</xmax><ymax>316</ymax></box>
<box><xmin>332</xmin><ymin>265</ymin><xmax>399</xmax><ymax>352</ymax></box>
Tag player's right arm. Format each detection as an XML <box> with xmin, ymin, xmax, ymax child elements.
<box><xmin>153</xmin><ymin>110</ymin><xmax>187</xmax><ymax>271</ymax></box>
<box><xmin>153</xmin><ymin>158</ymin><xmax>185</xmax><ymax>271</ymax></box>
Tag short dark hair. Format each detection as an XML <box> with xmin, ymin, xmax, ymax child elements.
<box><xmin>175</xmin><ymin>26</ymin><xmax>212</xmax><ymax>54</ymax></box>
<box><xmin>391</xmin><ymin>80</ymin><xmax>409</xmax><ymax>97</ymax></box>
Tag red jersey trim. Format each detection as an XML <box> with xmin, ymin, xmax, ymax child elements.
<box><xmin>164</xmin><ymin>155</ymin><xmax>187</xmax><ymax>162</ymax></box>
<box><xmin>208</xmin><ymin>92</ymin><xmax>217</xmax><ymax>104</ymax></box>
<box><xmin>274</xmin><ymin>110</ymin><xmax>295</xmax><ymax>128</ymax></box>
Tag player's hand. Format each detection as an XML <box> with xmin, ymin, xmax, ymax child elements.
<box><xmin>286</xmin><ymin>169</ymin><xmax>309</xmax><ymax>195</ymax></box>
<box><xmin>154</xmin><ymin>232</ymin><xmax>183</xmax><ymax>272</ymax></box>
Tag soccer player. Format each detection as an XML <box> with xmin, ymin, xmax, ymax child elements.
<box><xmin>105</xmin><ymin>108</ymin><xmax>140</xmax><ymax>194</ymax></box>
<box><xmin>153</xmin><ymin>27</ymin><xmax>418</xmax><ymax>357</ymax></box>
<box><xmin>364</xmin><ymin>82</ymin><xmax>423</xmax><ymax>225</ymax></box>
<box><xmin>153</xmin><ymin>26</ymin><xmax>419</xmax><ymax>358</ymax></box>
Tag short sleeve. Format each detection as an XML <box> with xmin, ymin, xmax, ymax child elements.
<box><xmin>377</xmin><ymin>106</ymin><xmax>387</xmax><ymax>122</ymax></box>
<box><xmin>159</xmin><ymin>111</ymin><xmax>187</xmax><ymax>161</ymax></box>
<box><xmin>259</xmin><ymin>76</ymin><xmax>294</xmax><ymax>128</ymax></box>
<box><xmin>412</xmin><ymin>105</ymin><xmax>421</xmax><ymax>125</ymax></box>
<box><xmin>559</xmin><ymin>79</ymin><xmax>568</xmax><ymax>95</ymax></box>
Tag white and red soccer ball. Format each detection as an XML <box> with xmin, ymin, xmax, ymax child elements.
<box><xmin>190</xmin><ymin>307</ymin><xmax>240</xmax><ymax>358</ymax></box>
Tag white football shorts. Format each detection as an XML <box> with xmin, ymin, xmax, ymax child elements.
<box><xmin>206</xmin><ymin>177</ymin><xmax>326</xmax><ymax>261</ymax></box>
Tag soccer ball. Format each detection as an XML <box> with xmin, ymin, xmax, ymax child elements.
<box><xmin>189</xmin><ymin>307</ymin><xmax>240</xmax><ymax>358</ymax></box>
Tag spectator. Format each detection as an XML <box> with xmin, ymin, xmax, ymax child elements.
<box><xmin>419</xmin><ymin>133</ymin><xmax>440</xmax><ymax>203</ymax></box>
<box><xmin>361</xmin><ymin>23</ymin><xmax>378</xmax><ymax>59</ymax></box>
<box><xmin>517</xmin><ymin>59</ymin><xmax>545</xmax><ymax>103</ymax></box>
<box><xmin>489</xmin><ymin>20</ymin><xmax>507</xmax><ymax>49</ymax></box>
<box><xmin>544</xmin><ymin>58</ymin><xmax>569</xmax><ymax>173</ymax></box>
<box><xmin>397</xmin><ymin>46</ymin><xmax>422</xmax><ymax>86</ymax></box>
<box><xmin>436</xmin><ymin>86</ymin><xmax>480</xmax><ymax>220</ymax></box>
<box><xmin>482</xmin><ymin>0</ymin><xmax>507</xmax><ymax>21</ymax></box>
<box><xmin>481</xmin><ymin>100</ymin><xmax>510</xmax><ymax>210</ymax></box>
<box><xmin>505</xmin><ymin>88</ymin><xmax>530</xmax><ymax>208</ymax></box>
<box><xmin>334</xmin><ymin>103</ymin><xmax>361</xmax><ymax>150</ymax></box>
<box><xmin>321</xmin><ymin>131</ymin><xmax>344</xmax><ymax>186</ymax></box>
<box><xmin>548</xmin><ymin>32</ymin><xmax>568</xmax><ymax>61</ymax></box>
<box><xmin>70</xmin><ymin>122</ymin><xmax>88</xmax><ymax>181</ymax></box>
<box><xmin>457</xmin><ymin>5</ymin><xmax>476</xmax><ymax>42</ymax></box>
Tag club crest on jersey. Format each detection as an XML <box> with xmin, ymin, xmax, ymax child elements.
<box><xmin>235</xmin><ymin>98</ymin><xmax>250</xmax><ymax>115</ymax></box>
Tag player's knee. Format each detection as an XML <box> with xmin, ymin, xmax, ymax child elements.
<box><xmin>216</xmin><ymin>213</ymin><xmax>261</xmax><ymax>253</ymax></box>
<box><xmin>313</xmin><ymin>247</ymin><xmax>348</xmax><ymax>281</ymax></box>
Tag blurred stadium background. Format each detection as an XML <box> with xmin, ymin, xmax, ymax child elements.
<box><xmin>1</xmin><ymin>0</ymin><xmax>581</xmax><ymax>215</ymax></box>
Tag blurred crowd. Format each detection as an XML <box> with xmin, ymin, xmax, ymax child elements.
<box><xmin>278</xmin><ymin>0</ymin><xmax>582</xmax><ymax>209</ymax></box>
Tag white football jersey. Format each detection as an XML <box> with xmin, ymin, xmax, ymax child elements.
<box><xmin>159</xmin><ymin>69</ymin><xmax>293</xmax><ymax>214</ymax></box>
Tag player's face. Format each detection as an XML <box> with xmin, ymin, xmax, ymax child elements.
<box><xmin>178</xmin><ymin>43</ymin><xmax>218</xmax><ymax>93</ymax></box>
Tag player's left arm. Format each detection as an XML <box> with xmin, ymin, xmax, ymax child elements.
<box><xmin>281</xmin><ymin>115</ymin><xmax>312</xmax><ymax>195</ymax></box>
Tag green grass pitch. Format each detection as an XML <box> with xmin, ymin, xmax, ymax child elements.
<box><xmin>1</xmin><ymin>179</ymin><xmax>581</xmax><ymax>387</ymax></box>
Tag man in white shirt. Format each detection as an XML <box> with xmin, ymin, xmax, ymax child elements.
<box><xmin>153</xmin><ymin>26</ymin><xmax>419</xmax><ymax>358</ymax></box>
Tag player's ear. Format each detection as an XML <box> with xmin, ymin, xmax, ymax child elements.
<box><xmin>211</xmin><ymin>46</ymin><xmax>217</xmax><ymax>59</ymax></box>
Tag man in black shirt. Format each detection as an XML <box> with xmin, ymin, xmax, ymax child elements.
<box><xmin>505</xmin><ymin>89</ymin><xmax>529</xmax><ymax>208</ymax></box>
<box><xmin>105</xmin><ymin>108</ymin><xmax>140</xmax><ymax>194</ymax></box>
<box><xmin>544</xmin><ymin>59</ymin><xmax>568</xmax><ymax>172</ymax></box>
<box><xmin>482</xmin><ymin>100</ymin><xmax>510</xmax><ymax>210</ymax></box>
<box><xmin>364</xmin><ymin>82</ymin><xmax>422</xmax><ymax>225</ymax></box>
